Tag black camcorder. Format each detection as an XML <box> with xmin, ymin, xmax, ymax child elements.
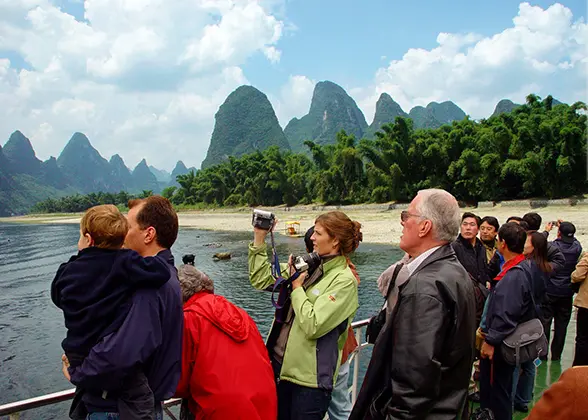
<box><xmin>252</xmin><ymin>209</ymin><xmax>275</xmax><ymax>230</ymax></box>
<box><xmin>293</xmin><ymin>252</ymin><xmax>321</xmax><ymax>275</ymax></box>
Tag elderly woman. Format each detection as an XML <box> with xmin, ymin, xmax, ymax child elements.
<box><xmin>174</xmin><ymin>262</ymin><xmax>277</xmax><ymax>420</ymax></box>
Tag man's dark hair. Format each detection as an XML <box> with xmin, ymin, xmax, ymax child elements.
<box><xmin>128</xmin><ymin>195</ymin><xmax>179</xmax><ymax>249</ymax></box>
<box><xmin>522</xmin><ymin>212</ymin><xmax>542</xmax><ymax>231</ymax></box>
<box><xmin>506</xmin><ymin>216</ymin><xmax>523</xmax><ymax>223</ymax></box>
<box><xmin>462</xmin><ymin>212</ymin><xmax>481</xmax><ymax>227</ymax></box>
<box><xmin>519</xmin><ymin>221</ymin><xmax>530</xmax><ymax>231</ymax></box>
<box><xmin>480</xmin><ymin>216</ymin><xmax>499</xmax><ymax>231</ymax></box>
<box><xmin>498</xmin><ymin>222</ymin><xmax>527</xmax><ymax>254</ymax></box>
<box><xmin>182</xmin><ymin>254</ymin><xmax>195</xmax><ymax>265</ymax></box>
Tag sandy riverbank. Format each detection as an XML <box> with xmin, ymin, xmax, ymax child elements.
<box><xmin>2</xmin><ymin>204</ymin><xmax>587</xmax><ymax>246</ymax></box>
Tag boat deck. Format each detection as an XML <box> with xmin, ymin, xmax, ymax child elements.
<box><xmin>0</xmin><ymin>314</ymin><xmax>580</xmax><ymax>419</ymax></box>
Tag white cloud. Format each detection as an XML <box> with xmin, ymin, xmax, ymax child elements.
<box><xmin>0</xmin><ymin>1</ymin><xmax>585</xmax><ymax>171</ymax></box>
<box><xmin>356</xmin><ymin>2</ymin><xmax>587</xmax><ymax>123</ymax></box>
<box><xmin>263</xmin><ymin>46</ymin><xmax>281</xmax><ymax>63</ymax></box>
<box><xmin>0</xmin><ymin>0</ymin><xmax>284</xmax><ymax>169</ymax></box>
<box><xmin>271</xmin><ymin>74</ymin><xmax>315</xmax><ymax>127</ymax></box>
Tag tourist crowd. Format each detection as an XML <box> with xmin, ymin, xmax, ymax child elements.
<box><xmin>50</xmin><ymin>192</ymin><xmax>588</xmax><ymax>420</ymax></box>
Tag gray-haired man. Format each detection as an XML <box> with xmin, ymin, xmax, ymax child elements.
<box><xmin>350</xmin><ymin>189</ymin><xmax>476</xmax><ymax>420</ymax></box>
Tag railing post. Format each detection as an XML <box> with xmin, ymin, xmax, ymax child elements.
<box><xmin>351</xmin><ymin>325</ymin><xmax>362</xmax><ymax>404</ymax></box>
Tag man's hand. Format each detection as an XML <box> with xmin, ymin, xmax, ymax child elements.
<box><xmin>480</xmin><ymin>342</ymin><xmax>495</xmax><ymax>360</ymax></box>
<box><xmin>253</xmin><ymin>218</ymin><xmax>278</xmax><ymax>246</ymax></box>
<box><xmin>61</xmin><ymin>354</ymin><xmax>71</xmax><ymax>381</ymax></box>
<box><xmin>292</xmin><ymin>271</ymin><xmax>307</xmax><ymax>290</ymax></box>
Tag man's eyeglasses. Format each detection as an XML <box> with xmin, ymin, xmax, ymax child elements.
<box><xmin>401</xmin><ymin>211</ymin><xmax>422</xmax><ymax>222</ymax></box>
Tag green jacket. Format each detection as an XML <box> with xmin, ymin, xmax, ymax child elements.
<box><xmin>248</xmin><ymin>243</ymin><xmax>359</xmax><ymax>390</ymax></box>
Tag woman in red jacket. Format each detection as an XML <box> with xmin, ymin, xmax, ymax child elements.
<box><xmin>175</xmin><ymin>262</ymin><xmax>277</xmax><ymax>420</ymax></box>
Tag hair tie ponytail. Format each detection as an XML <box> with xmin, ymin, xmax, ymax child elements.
<box><xmin>353</xmin><ymin>221</ymin><xmax>363</xmax><ymax>251</ymax></box>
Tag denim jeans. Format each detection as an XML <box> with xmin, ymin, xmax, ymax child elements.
<box><xmin>87</xmin><ymin>414</ymin><xmax>119</xmax><ymax>420</ymax></box>
<box><xmin>512</xmin><ymin>360</ymin><xmax>535</xmax><ymax>406</ymax></box>
<box><xmin>277</xmin><ymin>380</ymin><xmax>332</xmax><ymax>420</ymax></box>
<box><xmin>272</xmin><ymin>357</ymin><xmax>332</xmax><ymax>420</ymax></box>
<box><xmin>327</xmin><ymin>361</ymin><xmax>352</xmax><ymax>420</ymax></box>
<box><xmin>87</xmin><ymin>402</ymin><xmax>164</xmax><ymax>420</ymax></box>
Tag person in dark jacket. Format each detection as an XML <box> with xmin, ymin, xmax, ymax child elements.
<box><xmin>452</xmin><ymin>212</ymin><xmax>490</xmax><ymax>327</ymax></box>
<box><xmin>487</xmin><ymin>216</ymin><xmax>524</xmax><ymax>281</ymax></box>
<box><xmin>452</xmin><ymin>212</ymin><xmax>490</xmax><ymax>286</ymax></box>
<box><xmin>65</xmin><ymin>196</ymin><xmax>184</xmax><ymax>420</ymax></box>
<box><xmin>479</xmin><ymin>222</ymin><xmax>541</xmax><ymax>420</ymax></box>
<box><xmin>487</xmin><ymin>214</ymin><xmax>565</xmax><ymax>282</ymax></box>
<box><xmin>522</xmin><ymin>212</ymin><xmax>566</xmax><ymax>274</ymax></box>
<box><xmin>540</xmin><ymin>221</ymin><xmax>583</xmax><ymax>361</ymax></box>
<box><xmin>512</xmin><ymin>231</ymin><xmax>551</xmax><ymax>413</ymax></box>
<box><xmin>53</xmin><ymin>204</ymin><xmax>171</xmax><ymax>420</ymax></box>
<box><xmin>350</xmin><ymin>189</ymin><xmax>476</xmax><ymax>420</ymax></box>
<box><xmin>480</xmin><ymin>216</ymin><xmax>499</xmax><ymax>263</ymax></box>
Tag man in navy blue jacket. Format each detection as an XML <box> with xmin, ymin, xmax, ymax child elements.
<box><xmin>479</xmin><ymin>222</ymin><xmax>541</xmax><ymax>420</ymax></box>
<box><xmin>65</xmin><ymin>196</ymin><xmax>183</xmax><ymax>419</ymax></box>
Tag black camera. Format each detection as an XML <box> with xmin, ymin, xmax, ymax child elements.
<box><xmin>252</xmin><ymin>209</ymin><xmax>275</xmax><ymax>230</ymax></box>
<box><xmin>182</xmin><ymin>254</ymin><xmax>195</xmax><ymax>265</ymax></box>
<box><xmin>293</xmin><ymin>252</ymin><xmax>321</xmax><ymax>275</ymax></box>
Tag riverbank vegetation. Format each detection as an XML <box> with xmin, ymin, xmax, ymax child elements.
<box><xmin>31</xmin><ymin>95</ymin><xmax>587</xmax><ymax>214</ymax></box>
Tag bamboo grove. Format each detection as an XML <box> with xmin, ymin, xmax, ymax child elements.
<box><xmin>32</xmin><ymin>95</ymin><xmax>588</xmax><ymax>213</ymax></box>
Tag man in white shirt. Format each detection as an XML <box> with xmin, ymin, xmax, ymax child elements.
<box><xmin>350</xmin><ymin>189</ymin><xmax>476</xmax><ymax>420</ymax></box>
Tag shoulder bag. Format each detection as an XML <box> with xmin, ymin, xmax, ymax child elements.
<box><xmin>500</xmin><ymin>265</ymin><xmax>548</xmax><ymax>366</ymax></box>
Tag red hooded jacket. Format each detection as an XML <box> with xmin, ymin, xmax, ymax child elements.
<box><xmin>175</xmin><ymin>292</ymin><xmax>277</xmax><ymax>420</ymax></box>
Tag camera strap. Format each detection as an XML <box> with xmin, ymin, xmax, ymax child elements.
<box><xmin>269</xmin><ymin>230</ymin><xmax>299</xmax><ymax>311</ymax></box>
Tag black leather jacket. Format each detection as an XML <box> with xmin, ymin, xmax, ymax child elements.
<box><xmin>350</xmin><ymin>244</ymin><xmax>476</xmax><ymax>420</ymax></box>
<box><xmin>451</xmin><ymin>234</ymin><xmax>490</xmax><ymax>285</ymax></box>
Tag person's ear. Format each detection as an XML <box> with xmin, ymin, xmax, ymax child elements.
<box><xmin>418</xmin><ymin>220</ymin><xmax>433</xmax><ymax>238</ymax></box>
<box><xmin>144</xmin><ymin>226</ymin><xmax>156</xmax><ymax>245</ymax></box>
<box><xmin>84</xmin><ymin>233</ymin><xmax>94</xmax><ymax>247</ymax></box>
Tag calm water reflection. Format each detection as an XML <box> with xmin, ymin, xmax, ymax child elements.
<box><xmin>0</xmin><ymin>223</ymin><xmax>402</xmax><ymax>419</ymax></box>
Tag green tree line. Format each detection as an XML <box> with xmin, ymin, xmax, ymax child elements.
<box><xmin>31</xmin><ymin>95</ymin><xmax>587</xmax><ymax>214</ymax></box>
<box><xmin>30</xmin><ymin>190</ymin><xmax>154</xmax><ymax>213</ymax></box>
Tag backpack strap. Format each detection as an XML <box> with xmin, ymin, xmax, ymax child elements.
<box><xmin>509</xmin><ymin>262</ymin><xmax>540</xmax><ymax>319</ymax></box>
<box><xmin>384</xmin><ymin>263</ymin><xmax>404</xmax><ymax>300</ymax></box>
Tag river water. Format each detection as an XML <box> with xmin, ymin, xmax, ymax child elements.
<box><xmin>0</xmin><ymin>223</ymin><xmax>402</xmax><ymax>419</ymax></box>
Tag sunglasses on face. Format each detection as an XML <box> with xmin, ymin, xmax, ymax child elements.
<box><xmin>401</xmin><ymin>210</ymin><xmax>422</xmax><ymax>222</ymax></box>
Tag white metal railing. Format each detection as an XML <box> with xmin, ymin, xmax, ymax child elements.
<box><xmin>0</xmin><ymin>318</ymin><xmax>372</xmax><ymax>420</ymax></box>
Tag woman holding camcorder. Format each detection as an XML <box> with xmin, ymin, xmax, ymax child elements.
<box><xmin>248</xmin><ymin>210</ymin><xmax>361</xmax><ymax>420</ymax></box>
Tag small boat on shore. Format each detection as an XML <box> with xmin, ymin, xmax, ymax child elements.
<box><xmin>282</xmin><ymin>221</ymin><xmax>305</xmax><ymax>238</ymax></box>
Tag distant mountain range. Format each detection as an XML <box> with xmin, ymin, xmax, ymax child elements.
<box><xmin>1</xmin><ymin>80</ymin><xmax>563</xmax><ymax>215</ymax></box>
<box><xmin>0</xmin><ymin>131</ymin><xmax>195</xmax><ymax>215</ymax></box>
<box><xmin>202</xmin><ymin>81</ymin><xmax>521</xmax><ymax>165</ymax></box>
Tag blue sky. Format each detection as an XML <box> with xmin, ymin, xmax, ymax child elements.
<box><xmin>0</xmin><ymin>0</ymin><xmax>586</xmax><ymax>170</ymax></box>
<box><xmin>249</xmin><ymin>0</ymin><xmax>586</xmax><ymax>97</ymax></box>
